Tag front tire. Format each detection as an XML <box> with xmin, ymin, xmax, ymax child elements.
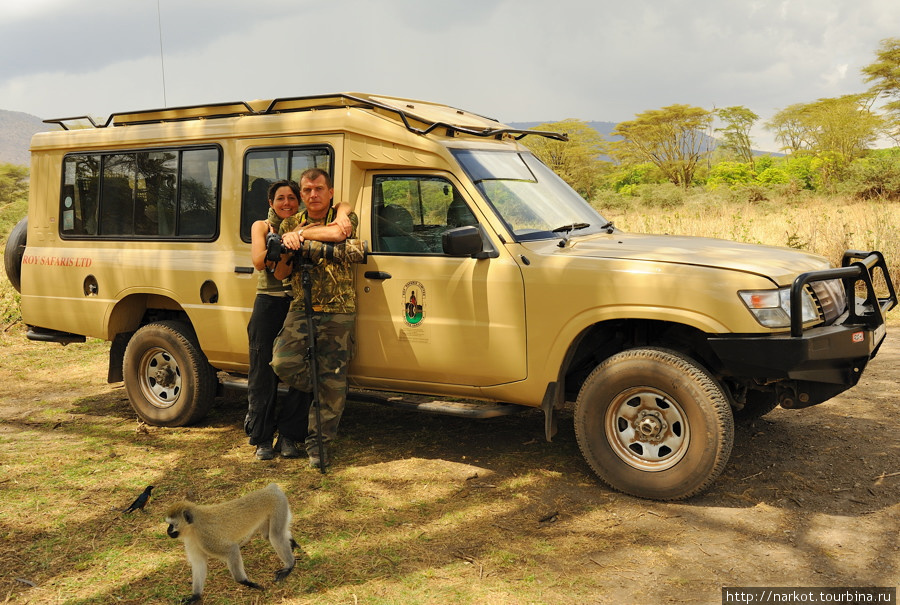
<box><xmin>123</xmin><ymin>321</ymin><xmax>217</xmax><ymax>426</ymax></box>
<box><xmin>574</xmin><ymin>347</ymin><xmax>734</xmax><ymax>500</ymax></box>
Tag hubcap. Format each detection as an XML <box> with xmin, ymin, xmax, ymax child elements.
<box><xmin>140</xmin><ymin>347</ymin><xmax>182</xmax><ymax>409</ymax></box>
<box><xmin>605</xmin><ymin>387</ymin><xmax>689</xmax><ymax>472</ymax></box>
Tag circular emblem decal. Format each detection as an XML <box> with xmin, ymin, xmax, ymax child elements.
<box><xmin>402</xmin><ymin>281</ymin><xmax>425</xmax><ymax>326</ymax></box>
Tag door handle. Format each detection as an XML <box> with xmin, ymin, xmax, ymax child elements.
<box><xmin>364</xmin><ymin>271</ymin><xmax>392</xmax><ymax>280</ymax></box>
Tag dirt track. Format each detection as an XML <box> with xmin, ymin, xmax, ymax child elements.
<box><xmin>334</xmin><ymin>325</ymin><xmax>900</xmax><ymax>602</ymax></box>
<box><xmin>0</xmin><ymin>322</ymin><xmax>897</xmax><ymax>604</ymax></box>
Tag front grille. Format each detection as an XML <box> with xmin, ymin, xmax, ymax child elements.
<box><xmin>810</xmin><ymin>279</ymin><xmax>847</xmax><ymax>324</ymax></box>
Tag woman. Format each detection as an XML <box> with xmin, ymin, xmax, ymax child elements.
<box><xmin>244</xmin><ymin>178</ymin><xmax>350</xmax><ymax>460</ymax></box>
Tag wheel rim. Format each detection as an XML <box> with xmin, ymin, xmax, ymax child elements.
<box><xmin>137</xmin><ymin>346</ymin><xmax>182</xmax><ymax>409</ymax></box>
<box><xmin>604</xmin><ymin>387</ymin><xmax>690</xmax><ymax>472</ymax></box>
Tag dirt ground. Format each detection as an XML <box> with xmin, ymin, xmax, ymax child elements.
<box><xmin>0</xmin><ymin>321</ymin><xmax>897</xmax><ymax>604</ymax></box>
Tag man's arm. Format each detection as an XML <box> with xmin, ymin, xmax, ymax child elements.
<box><xmin>281</xmin><ymin>212</ymin><xmax>357</xmax><ymax>248</ymax></box>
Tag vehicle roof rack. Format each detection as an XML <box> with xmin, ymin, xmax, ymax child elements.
<box><xmin>43</xmin><ymin>93</ymin><xmax>568</xmax><ymax>142</ymax></box>
<box><xmin>43</xmin><ymin>101</ymin><xmax>258</xmax><ymax>130</ymax></box>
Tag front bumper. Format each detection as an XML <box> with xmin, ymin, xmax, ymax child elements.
<box><xmin>708</xmin><ymin>320</ymin><xmax>886</xmax><ymax>386</ymax></box>
<box><xmin>708</xmin><ymin>250</ymin><xmax>895</xmax><ymax>406</ymax></box>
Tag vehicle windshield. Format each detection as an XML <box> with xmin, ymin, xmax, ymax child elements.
<box><xmin>451</xmin><ymin>148</ymin><xmax>611</xmax><ymax>242</ymax></box>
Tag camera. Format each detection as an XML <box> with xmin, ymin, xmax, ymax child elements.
<box><xmin>265</xmin><ymin>232</ymin><xmax>285</xmax><ymax>263</ymax></box>
<box><xmin>265</xmin><ymin>232</ymin><xmax>366</xmax><ymax>266</ymax></box>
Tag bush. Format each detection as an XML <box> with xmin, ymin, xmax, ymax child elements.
<box><xmin>779</xmin><ymin>154</ymin><xmax>818</xmax><ymax>190</ymax></box>
<box><xmin>755</xmin><ymin>167</ymin><xmax>791</xmax><ymax>185</ymax></box>
<box><xmin>604</xmin><ymin>162</ymin><xmax>664</xmax><ymax>193</ymax></box>
<box><xmin>842</xmin><ymin>150</ymin><xmax>900</xmax><ymax>200</ymax></box>
<box><xmin>706</xmin><ymin>161</ymin><xmax>755</xmax><ymax>187</ymax></box>
<box><xmin>635</xmin><ymin>183</ymin><xmax>686</xmax><ymax>208</ymax></box>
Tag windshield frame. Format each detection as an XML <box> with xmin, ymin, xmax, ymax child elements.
<box><xmin>450</xmin><ymin>148</ymin><xmax>610</xmax><ymax>242</ymax></box>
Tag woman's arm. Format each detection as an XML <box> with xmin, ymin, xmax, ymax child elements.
<box><xmin>330</xmin><ymin>202</ymin><xmax>353</xmax><ymax>237</ymax></box>
<box><xmin>250</xmin><ymin>219</ymin><xmax>274</xmax><ymax>271</ymax></box>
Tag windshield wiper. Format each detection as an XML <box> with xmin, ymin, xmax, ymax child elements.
<box><xmin>551</xmin><ymin>222</ymin><xmax>590</xmax><ymax>234</ymax></box>
<box><xmin>552</xmin><ymin>222</ymin><xmax>590</xmax><ymax>248</ymax></box>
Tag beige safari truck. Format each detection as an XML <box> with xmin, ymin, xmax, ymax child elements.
<box><xmin>5</xmin><ymin>93</ymin><xmax>896</xmax><ymax>500</ymax></box>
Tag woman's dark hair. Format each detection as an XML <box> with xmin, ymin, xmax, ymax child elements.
<box><xmin>267</xmin><ymin>179</ymin><xmax>300</xmax><ymax>202</ymax></box>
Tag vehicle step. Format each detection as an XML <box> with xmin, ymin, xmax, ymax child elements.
<box><xmin>350</xmin><ymin>390</ymin><xmax>529</xmax><ymax>419</ymax></box>
<box><xmin>219</xmin><ymin>375</ymin><xmax>527</xmax><ymax>419</ymax></box>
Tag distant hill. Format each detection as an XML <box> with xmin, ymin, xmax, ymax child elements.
<box><xmin>509</xmin><ymin>120</ymin><xmax>619</xmax><ymax>139</ymax></box>
<box><xmin>0</xmin><ymin>109</ymin><xmax>48</xmax><ymax>166</ymax></box>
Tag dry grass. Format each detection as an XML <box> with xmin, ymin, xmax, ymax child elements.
<box><xmin>604</xmin><ymin>193</ymin><xmax>900</xmax><ymax>288</ymax></box>
<box><xmin>1</xmin><ymin>194</ymin><xmax>898</xmax><ymax>604</ymax></box>
<box><xmin>2</xmin><ymin>320</ymin><xmax>899</xmax><ymax>605</ymax></box>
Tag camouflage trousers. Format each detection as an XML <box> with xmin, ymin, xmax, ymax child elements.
<box><xmin>271</xmin><ymin>311</ymin><xmax>355</xmax><ymax>453</ymax></box>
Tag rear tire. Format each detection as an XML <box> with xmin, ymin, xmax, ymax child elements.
<box><xmin>123</xmin><ymin>321</ymin><xmax>217</xmax><ymax>426</ymax></box>
<box><xmin>574</xmin><ymin>347</ymin><xmax>734</xmax><ymax>500</ymax></box>
<box><xmin>4</xmin><ymin>217</ymin><xmax>27</xmax><ymax>293</ymax></box>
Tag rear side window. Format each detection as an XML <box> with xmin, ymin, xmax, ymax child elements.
<box><xmin>60</xmin><ymin>146</ymin><xmax>220</xmax><ymax>239</ymax></box>
<box><xmin>240</xmin><ymin>146</ymin><xmax>333</xmax><ymax>241</ymax></box>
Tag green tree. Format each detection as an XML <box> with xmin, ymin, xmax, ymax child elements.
<box><xmin>862</xmin><ymin>37</ymin><xmax>900</xmax><ymax>137</ymax></box>
<box><xmin>522</xmin><ymin>119</ymin><xmax>607</xmax><ymax>200</ymax></box>
<box><xmin>715</xmin><ymin>106</ymin><xmax>759</xmax><ymax>167</ymax></box>
<box><xmin>610</xmin><ymin>104</ymin><xmax>714</xmax><ymax>188</ymax></box>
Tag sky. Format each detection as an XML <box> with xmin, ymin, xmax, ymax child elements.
<box><xmin>1</xmin><ymin>0</ymin><xmax>898</xmax><ymax>152</ymax></box>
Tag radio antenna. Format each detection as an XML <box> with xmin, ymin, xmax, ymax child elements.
<box><xmin>157</xmin><ymin>0</ymin><xmax>168</xmax><ymax>106</ymax></box>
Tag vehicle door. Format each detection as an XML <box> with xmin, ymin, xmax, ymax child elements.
<box><xmin>352</xmin><ymin>171</ymin><xmax>527</xmax><ymax>388</ymax></box>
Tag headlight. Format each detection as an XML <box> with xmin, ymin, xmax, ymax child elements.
<box><xmin>738</xmin><ymin>287</ymin><xmax>819</xmax><ymax>328</ymax></box>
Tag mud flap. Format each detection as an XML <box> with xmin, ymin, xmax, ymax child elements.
<box><xmin>541</xmin><ymin>381</ymin><xmax>561</xmax><ymax>442</ymax></box>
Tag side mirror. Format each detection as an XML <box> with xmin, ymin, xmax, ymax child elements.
<box><xmin>442</xmin><ymin>226</ymin><xmax>484</xmax><ymax>257</ymax></box>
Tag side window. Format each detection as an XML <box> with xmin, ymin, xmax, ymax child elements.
<box><xmin>240</xmin><ymin>146</ymin><xmax>332</xmax><ymax>241</ymax></box>
<box><xmin>178</xmin><ymin>148</ymin><xmax>218</xmax><ymax>237</ymax></box>
<box><xmin>372</xmin><ymin>175</ymin><xmax>477</xmax><ymax>254</ymax></box>
<box><xmin>60</xmin><ymin>146</ymin><xmax>220</xmax><ymax>239</ymax></box>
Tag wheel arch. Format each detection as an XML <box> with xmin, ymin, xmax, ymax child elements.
<box><xmin>106</xmin><ymin>293</ymin><xmax>195</xmax><ymax>383</ymax></box>
<box><xmin>559</xmin><ymin>318</ymin><xmax>719</xmax><ymax>403</ymax></box>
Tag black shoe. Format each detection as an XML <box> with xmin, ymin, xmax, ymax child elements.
<box><xmin>255</xmin><ymin>442</ymin><xmax>275</xmax><ymax>460</ymax></box>
<box><xmin>307</xmin><ymin>447</ymin><xmax>330</xmax><ymax>469</ymax></box>
<box><xmin>277</xmin><ymin>437</ymin><xmax>302</xmax><ymax>459</ymax></box>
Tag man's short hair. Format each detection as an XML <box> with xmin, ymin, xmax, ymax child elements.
<box><xmin>299</xmin><ymin>168</ymin><xmax>333</xmax><ymax>189</ymax></box>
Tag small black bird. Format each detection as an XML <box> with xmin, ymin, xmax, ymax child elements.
<box><xmin>123</xmin><ymin>485</ymin><xmax>154</xmax><ymax>513</ymax></box>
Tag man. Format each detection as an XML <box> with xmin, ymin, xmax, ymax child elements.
<box><xmin>245</xmin><ymin>179</ymin><xmax>352</xmax><ymax>461</ymax></box>
<box><xmin>271</xmin><ymin>168</ymin><xmax>358</xmax><ymax>469</ymax></box>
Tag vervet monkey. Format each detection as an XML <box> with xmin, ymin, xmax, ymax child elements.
<box><xmin>164</xmin><ymin>483</ymin><xmax>297</xmax><ymax>603</ymax></box>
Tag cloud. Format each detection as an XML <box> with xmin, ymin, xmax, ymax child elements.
<box><xmin>1</xmin><ymin>0</ymin><xmax>899</xmax><ymax>153</ymax></box>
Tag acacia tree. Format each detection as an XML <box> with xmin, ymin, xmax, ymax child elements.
<box><xmin>862</xmin><ymin>37</ymin><xmax>900</xmax><ymax>140</ymax></box>
<box><xmin>0</xmin><ymin>163</ymin><xmax>29</xmax><ymax>207</ymax></box>
<box><xmin>610</xmin><ymin>104</ymin><xmax>714</xmax><ymax>188</ymax></box>
<box><xmin>522</xmin><ymin>119</ymin><xmax>607</xmax><ymax>200</ymax></box>
<box><xmin>766</xmin><ymin>96</ymin><xmax>882</xmax><ymax>160</ymax></box>
<box><xmin>764</xmin><ymin>104</ymin><xmax>814</xmax><ymax>153</ymax></box>
<box><xmin>806</xmin><ymin>94</ymin><xmax>883</xmax><ymax>160</ymax></box>
<box><xmin>715</xmin><ymin>106</ymin><xmax>758</xmax><ymax>167</ymax></box>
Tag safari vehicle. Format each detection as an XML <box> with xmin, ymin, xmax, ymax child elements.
<box><xmin>5</xmin><ymin>93</ymin><xmax>896</xmax><ymax>500</ymax></box>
